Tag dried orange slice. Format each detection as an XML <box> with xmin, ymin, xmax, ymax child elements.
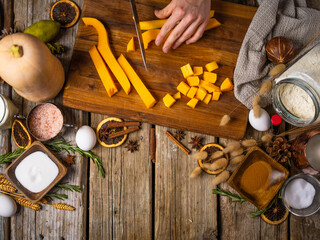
<box><xmin>197</xmin><ymin>143</ymin><xmax>229</xmax><ymax>175</ymax></box>
<box><xmin>12</xmin><ymin>119</ymin><xmax>32</xmax><ymax>148</ymax></box>
<box><xmin>261</xmin><ymin>199</ymin><xmax>289</xmax><ymax>225</ymax></box>
<box><xmin>50</xmin><ymin>0</ymin><xmax>80</xmax><ymax>28</ymax></box>
<box><xmin>96</xmin><ymin>117</ymin><xmax>127</xmax><ymax>148</ymax></box>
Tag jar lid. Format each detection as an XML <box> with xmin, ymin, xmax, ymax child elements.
<box><xmin>271</xmin><ymin>114</ymin><xmax>282</xmax><ymax>126</ymax></box>
<box><xmin>306</xmin><ymin>134</ymin><xmax>320</xmax><ymax>171</ymax></box>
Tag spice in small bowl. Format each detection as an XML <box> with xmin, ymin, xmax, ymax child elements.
<box><xmin>26</xmin><ymin>103</ymin><xmax>64</xmax><ymax>141</ymax></box>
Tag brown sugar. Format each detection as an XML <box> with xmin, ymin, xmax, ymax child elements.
<box><xmin>240</xmin><ymin>161</ymin><xmax>272</xmax><ymax>193</ymax></box>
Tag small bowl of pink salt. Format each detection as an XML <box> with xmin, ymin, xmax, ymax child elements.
<box><xmin>281</xmin><ymin>173</ymin><xmax>320</xmax><ymax>217</ymax></box>
<box><xmin>26</xmin><ymin>103</ymin><xmax>65</xmax><ymax>142</ymax></box>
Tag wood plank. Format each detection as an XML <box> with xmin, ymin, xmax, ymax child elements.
<box><xmin>62</xmin><ymin>0</ymin><xmax>255</xmax><ymax>140</ymax></box>
<box><xmin>154</xmin><ymin>126</ymin><xmax>218</xmax><ymax>239</ymax></box>
<box><xmin>89</xmin><ymin>115</ymin><xmax>153</xmax><ymax>239</ymax></box>
<box><xmin>10</xmin><ymin>0</ymin><xmax>87</xmax><ymax>239</ymax></box>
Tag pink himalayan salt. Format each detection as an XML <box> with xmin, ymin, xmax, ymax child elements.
<box><xmin>28</xmin><ymin>103</ymin><xmax>63</xmax><ymax>140</ymax></box>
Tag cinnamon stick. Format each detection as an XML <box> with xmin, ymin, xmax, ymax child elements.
<box><xmin>166</xmin><ymin>131</ymin><xmax>190</xmax><ymax>155</ymax></box>
<box><xmin>107</xmin><ymin>121</ymin><xmax>140</xmax><ymax>128</ymax></box>
<box><xmin>108</xmin><ymin>127</ymin><xmax>140</xmax><ymax>138</ymax></box>
<box><xmin>150</xmin><ymin>126</ymin><xmax>156</xmax><ymax>163</ymax></box>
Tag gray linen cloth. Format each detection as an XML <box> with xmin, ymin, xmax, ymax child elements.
<box><xmin>234</xmin><ymin>0</ymin><xmax>320</xmax><ymax>109</ymax></box>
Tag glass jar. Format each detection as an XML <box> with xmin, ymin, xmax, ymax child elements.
<box><xmin>272</xmin><ymin>43</ymin><xmax>320</xmax><ymax>127</ymax></box>
<box><xmin>0</xmin><ymin>94</ymin><xmax>19</xmax><ymax>129</ymax></box>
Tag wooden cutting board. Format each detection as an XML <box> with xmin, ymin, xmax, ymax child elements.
<box><xmin>63</xmin><ymin>0</ymin><xmax>256</xmax><ymax>140</ymax></box>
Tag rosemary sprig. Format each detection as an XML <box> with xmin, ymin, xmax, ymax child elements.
<box><xmin>212</xmin><ymin>187</ymin><xmax>247</xmax><ymax>203</ymax></box>
<box><xmin>46</xmin><ymin>141</ymin><xmax>105</xmax><ymax>178</ymax></box>
<box><xmin>46</xmin><ymin>192</ymin><xmax>68</xmax><ymax>201</ymax></box>
<box><xmin>248</xmin><ymin>194</ymin><xmax>279</xmax><ymax>218</ymax></box>
<box><xmin>0</xmin><ymin>148</ymin><xmax>24</xmax><ymax>164</ymax></box>
<box><xmin>55</xmin><ymin>182</ymin><xmax>82</xmax><ymax>192</ymax></box>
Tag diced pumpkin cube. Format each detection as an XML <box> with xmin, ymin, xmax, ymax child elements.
<box><xmin>220</xmin><ymin>77</ymin><xmax>234</xmax><ymax>92</ymax></box>
<box><xmin>205</xmin><ymin>61</ymin><xmax>219</xmax><ymax>72</ymax></box>
<box><xmin>199</xmin><ymin>80</ymin><xmax>221</xmax><ymax>93</ymax></box>
<box><xmin>163</xmin><ymin>93</ymin><xmax>176</xmax><ymax>108</ymax></box>
<box><xmin>177</xmin><ymin>81</ymin><xmax>190</xmax><ymax>95</ymax></box>
<box><xmin>117</xmin><ymin>54</ymin><xmax>156</xmax><ymax>108</ymax></box>
<box><xmin>212</xmin><ymin>91</ymin><xmax>221</xmax><ymax>101</ymax></box>
<box><xmin>187</xmin><ymin>76</ymin><xmax>200</xmax><ymax>87</ymax></box>
<box><xmin>173</xmin><ymin>92</ymin><xmax>181</xmax><ymax>100</ymax></box>
<box><xmin>193</xmin><ymin>66</ymin><xmax>203</xmax><ymax>76</ymax></box>
<box><xmin>181</xmin><ymin>64</ymin><xmax>194</xmax><ymax>78</ymax></box>
<box><xmin>187</xmin><ymin>98</ymin><xmax>199</xmax><ymax>109</ymax></box>
<box><xmin>127</xmin><ymin>37</ymin><xmax>135</xmax><ymax>52</ymax></box>
<box><xmin>187</xmin><ymin>86</ymin><xmax>198</xmax><ymax>99</ymax></box>
<box><xmin>195</xmin><ymin>87</ymin><xmax>207</xmax><ymax>101</ymax></box>
<box><xmin>203</xmin><ymin>94</ymin><xmax>212</xmax><ymax>104</ymax></box>
<box><xmin>203</xmin><ymin>71</ymin><xmax>217</xmax><ymax>83</ymax></box>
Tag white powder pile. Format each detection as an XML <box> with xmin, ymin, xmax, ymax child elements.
<box><xmin>284</xmin><ymin>178</ymin><xmax>316</xmax><ymax>209</ymax></box>
<box><xmin>280</xmin><ymin>83</ymin><xmax>315</xmax><ymax>119</ymax></box>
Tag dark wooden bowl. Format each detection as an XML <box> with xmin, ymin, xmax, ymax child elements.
<box><xmin>4</xmin><ymin>141</ymin><xmax>67</xmax><ymax>203</ymax></box>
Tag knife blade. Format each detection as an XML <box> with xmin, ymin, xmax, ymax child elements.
<box><xmin>129</xmin><ymin>0</ymin><xmax>148</xmax><ymax>71</ymax></box>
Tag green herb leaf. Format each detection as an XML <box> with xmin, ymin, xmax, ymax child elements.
<box><xmin>46</xmin><ymin>141</ymin><xmax>105</xmax><ymax>178</ymax></box>
<box><xmin>0</xmin><ymin>148</ymin><xmax>24</xmax><ymax>164</ymax></box>
<box><xmin>46</xmin><ymin>192</ymin><xmax>68</xmax><ymax>201</ymax></box>
<box><xmin>212</xmin><ymin>187</ymin><xmax>247</xmax><ymax>203</ymax></box>
<box><xmin>55</xmin><ymin>182</ymin><xmax>82</xmax><ymax>192</ymax></box>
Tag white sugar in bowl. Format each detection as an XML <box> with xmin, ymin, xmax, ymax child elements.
<box><xmin>0</xmin><ymin>194</ymin><xmax>17</xmax><ymax>217</ymax></box>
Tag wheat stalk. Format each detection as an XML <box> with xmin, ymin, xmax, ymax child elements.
<box><xmin>15</xmin><ymin>198</ymin><xmax>41</xmax><ymax>211</ymax></box>
<box><xmin>0</xmin><ymin>184</ymin><xmax>16</xmax><ymax>193</ymax></box>
<box><xmin>49</xmin><ymin>203</ymin><xmax>75</xmax><ymax>211</ymax></box>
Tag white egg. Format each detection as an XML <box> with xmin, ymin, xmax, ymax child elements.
<box><xmin>248</xmin><ymin>108</ymin><xmax>270</xmax><ymax>131</ymax></box>
<box><xmin>76</xmin><ymin>126</ymin><xmax>97</xmax><ymax>151</ymax></box>
<box><xmin>0</xmin><ymin>194</ymin><xmax>17</xmax><ymax>217</ymax></box>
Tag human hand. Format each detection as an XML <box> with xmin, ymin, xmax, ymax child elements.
<box><xmin>154</xmin><ymin>0</ymin><xmax>211</xmax><ymax>53</ymax></box>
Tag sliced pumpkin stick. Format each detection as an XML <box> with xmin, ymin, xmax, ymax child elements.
<box><xmin>89</xmin><ymin>45</ymin><xmax>118</xmax><ymax>97</ymax></box>
<box><xmin>139</xmin><ymin>10</ymin><xmax>215</xmax><ymax>30</ymax></box>
<box><xmin>127</xmin><ymin>37</ymin><xmax>135</xmax><ymax>52</ymax></box>
<box><xmin>117</xmin><ymin>54</ymin><xmax>157</xmax><ymax>108</ymax></box>
<box><xmin>82</xmin><ymin>17</ymin><xmax>131</xmax><ymax>95</ymax></box>
<box><xmin>205</xmin><ymin>18</ymin><xmax>221</xmax><ymax>31</ymax></box>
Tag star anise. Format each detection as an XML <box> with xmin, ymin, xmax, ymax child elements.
<box><xmin>125</xmin><ymin>140</ymin><xmax>139</xmax><ymax>153</ymax></box>
<box><xmin>189</xmin><ymin>136</ymin><xmax>203</xmax><ymax>150</ymax></box>
<box><xmin>99</xmin><ymin>128</ymin><xmax>110</xmax><ymax>143</ymax></box>
<box><xmin>64</xmin><ymin>154</ymin><xmax>75</xmax><ymax>165</ymax></box>
<box><xmin>174</xmin><ymin>130</ymin><xmax>185</xmax><ymax>141</ymax></box>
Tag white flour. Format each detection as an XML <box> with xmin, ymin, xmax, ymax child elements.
<box><xmin>279</xmin><ymin>83</ymin><xmax>315</xmax><ymax>119</ymax></box>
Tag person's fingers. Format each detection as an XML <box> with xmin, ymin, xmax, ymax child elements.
<box><xmin>155</xmin><ymin>8</ymin><xmax>185</xmax><ymax>47</ymax></box>
<box><xmin>154</xmin><ymin>2</ymin><xmax>174</xmax><ymax>19</ymax></box>
<box><xmin>172</xmin><ymin>18</ymin><xmax>202</xmax><ymax>49</ymax></box>
<box><xmin>185</xmin><ymin>20</ymin><xmax>207</xmax><ymax>45</ymax></box>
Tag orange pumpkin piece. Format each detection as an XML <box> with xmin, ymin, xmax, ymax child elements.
<box><xmin>89</xmin><ymin>45</ymin><xmax>118</xmax><ymax>97</ymax></box>
<box><xmin>212</xmin><ymin>91</ymin><xmax>221</xmax><ymax>101</ymax></box>
<box><xmin>205</xmin><ymin>61</ymin><xmax>219</xmax><ymax>72</ymax></box>
<box><xmin>187</xmin><ymin>98</ymin><xmax>199</xmax><ymax>109</ymax></box>
<box><xmin>195</xmin><ymin>87</ymin><xmax>207</xmax><ymax>101</ymax></box>
<box><xmin>142</xmin><ymin>29</ymin><xmax>161</xmax><ymax>49</ymax></box>
<box><xmin>177</xmin><ymin>81</ymin><xmax>190</xmax><ymax>95</ymax></box>
<box><xmin>203</xmin><ymin>94</ymin><xmax>212</xmax><ymax>104</ymax></box>
<box><xmin>220</xmin><ymin>77</ymin><xmax>234</xmax><ymax>92</ymax></box>
<box><xmin>181</xmin><ymin>64</ymin><xmax>194</xmax><ymax>78</ymax></box>
<box><xmin>117</xmin><ymin>54</ymin><xmax>156</xmax><ymax>108</ymax></box>
<box><xmin>127</xmin><ymin>37</ymin><xmax>135</xmax><ymax>52</ymax></box>
<box><xmin>193</xmin><ymin>66</ymin><xmax>203</xmax><ymax>76</ymax></box>
<box><xmin>82</xmin><ymin>17</ymin><xmax>131</xmax><ymax>95</ymax></box>
<box><xmin>187</xmin><ymin>86</ymin><xmax>198</xmax><ymax>99</ymax></box>
<box><xmin>187</xmin><ymin>76</ymin><xmax>200</xmax><ymax>86</ymax></box>
<box><xmin>199</xmin><ymin>80</ymin><xmax>221</xmax><ymax>93</ymax></box>
<box><xmin>163</xmin><ymin>94</ymin><xmax>176</xmax><ymax>108</ymax></box>
<box><xmin>203</xmin><ymin>71</ymin><xmax>217</xmax><ymax>83</ymax></box>
<box><xmin>205</xmin><ymin>18</ymin><xmax>221</xmax><ymax>31</ymax></box>
<box><xmin>173</xmin><ymin>92</ymin><xmax>181</xmax><ymax>100</ymax></box>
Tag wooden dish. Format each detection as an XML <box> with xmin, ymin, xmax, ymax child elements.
<box><xmin>227</xmin><ymin>146</ymin><xmax>289</xmax><ymax>209</ymax></box>
<box><xmin>198</xmin><ymin>143</ymin><xmax>229</xmax><ymax>175</ymax></box>
<box><xmin>4</xmin><ymin>141</ymin><xmax>67</xmax><ymax>203</ymax></box>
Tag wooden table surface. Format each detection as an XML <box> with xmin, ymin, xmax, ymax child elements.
<box><xmin>0</xmin><ymin>0</ymin><xmax>320</xmax><ymax>239</ymax></box>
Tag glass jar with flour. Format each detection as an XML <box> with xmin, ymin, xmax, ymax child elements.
<box><xmin>272</xmin><ymin>43</ymin><xmax>320</xmax><ymax>127</ymax></box>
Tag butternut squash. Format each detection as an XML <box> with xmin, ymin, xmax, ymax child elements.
<box><xmin>163</xmin><ymin>94</ymin><xmax>176</xmax><ymax>108</ymax></box>
<box><xmin>181</xmin><ymin>64</ymin><xmax>194</xmax><ymax>78</ymax></box>
<box><xmin>193</xmin><ymin>66</ymin><xmax>203</xmax><ymax>76</ymax></box>
<box><xmin>173</xmin><ymin>92</ymin><xmax>181</xmax><ymax>100</ymax></box>
<box><xmin>199</xmin><ymin>80</ymin><xmax>221</xmax><ymax>93</ymax></box>
<box><xmin>89</xmin><ymin>45</ymin><xmax>118</xmax><ymax>97</ymax></box>
<box><xmin>195</xmin><ymin>87</ymin><xmax>207</xmax><ymax>101</ymax></box>
<box><xmin>203</xmin><ymin>94</ymin><xmax>212</xmax><ymax>104</ymax></box>
<box><xmin>187</xmin><ymin>98</ymin><xmax>199</xmax><ymax>109</ymax></box>
<box><xmin>0</xmin><ymin>33</ymin><xmax>65</xmax><ymax>102</ymax></box>
<box><xmin>187</xmin><ymin>86</ymin><xmax>198</xmax><ymax>99</ymax></box>
<box><xmin>127</xmin><ymin>37</ymin><xmax>135</xmax><ymax>52</ymax></box>
<box><xmin>203</xmin><ymin>72</ymin><xmax>217</xmax><ymax>83</ymax></box>
<box><xmin>205</xmin><ymin>61</ymin><xmax>219</xmax><ymax>72</ymax></box>
<box><xmin>220</xmin><ymin>77</ymin><xmax>234</xmax><ymax>92</ymax></box>
<box><xmin>187</xmin><ymin>76</ymin><xmax>200</xmax><ymax>86</ymax></box>
<box><xmin>117</xmin><ymin>54</ymin><xmax>156</xmax><ymax>108</ymax></box>
<box><xmin>142</xmin><ymin>29</ymin><xmax>161</xmax><ymax>49</ymax></box>
<box><xmin>82</xmin><ymin>17</ymin><xmax>131</xmax><ymax>95</ymax></box>
<box><xmin>177</xmin><ymin>81</ymin><xmax>190</xmax><ymax>95</ymax></box>
<box><xmin>212</xmin><ymin>92</ymin><xmax>221</xmax><ymax>101</ymax></box>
